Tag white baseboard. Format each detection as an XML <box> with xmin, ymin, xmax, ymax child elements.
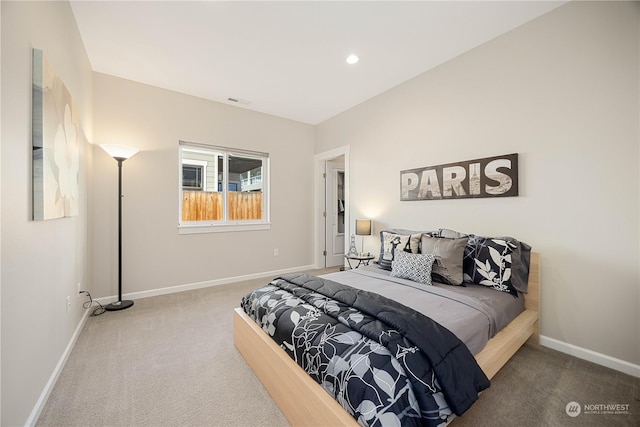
<box><xmin>96</xmin><ymin>264</ymin><xmax>316</xmax><ymax>305</ymax></box>
<box><xmin>540</xmin><ymin>335</ymin><xmax>640</xmax><ymax>378</ymax></box>
<box><xmin>25</xmin><ymin>308</ymin><xmax>90</xmax><ymax>427</ymax></box>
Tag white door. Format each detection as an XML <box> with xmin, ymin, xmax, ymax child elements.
<box><xmin>324</xmin><ymin>161</ymin><xmax>345</xmax><ymax>267</ymax></box>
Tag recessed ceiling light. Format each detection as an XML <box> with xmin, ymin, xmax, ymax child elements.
<box><xmin>346</xmin><ymin>54</ymin><xmax>359</xmax><ymax>65</ymax></box>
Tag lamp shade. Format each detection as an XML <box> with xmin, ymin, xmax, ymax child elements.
<box><xmin>355</xmin><ymin>219</ymin><xmax>372</xmax><ymax>236</ymax></box>
<box><xmin>100</xmin><ymin>144</ymin><xmax>140</xmax><ymax>160</ymax></box>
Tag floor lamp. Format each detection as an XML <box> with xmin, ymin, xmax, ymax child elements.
<box><xmin>100</xmin><ymin>144</ymin><xmax>139</xmax><ymax>311</ymax></box>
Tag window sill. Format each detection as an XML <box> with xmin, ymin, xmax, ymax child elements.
<box><xmin>178</xmin><ymin>222</ymin><xmax>271</xmax><ymax>234</ymax></box>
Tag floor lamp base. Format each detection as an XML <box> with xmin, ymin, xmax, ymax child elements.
<box><xmin>105</xmin><ymin>300</ymin><xmax>134</xmax><ymax>311</ymax></box>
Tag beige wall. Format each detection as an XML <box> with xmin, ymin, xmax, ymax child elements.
<box><xmin>317</xmin><ymin>1</ymin><xmax>640</xmax><ymax>366</ymax></box>
<box><xmin>1</xmin><ymin>1</ymin><xmax>638</xmax><ymax>424</ymax></box>
<box><xmin>1</xmin><ymin>1</ymin><xmax>93</xmax><ymax>425</ymax></box>
<box><xmin>91</xmin><ymin>73</ymin><xmax>316</xmax><ymax>299</ymax></box>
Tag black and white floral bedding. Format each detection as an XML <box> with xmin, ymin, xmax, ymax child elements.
<box><xmin>241</xmin><ymin>273</ymin><xmax>490</xmax><ymax>427</ymax></box>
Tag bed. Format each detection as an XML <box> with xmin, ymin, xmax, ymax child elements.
<box><xmin>234</xmin><ymin>230</ymin><xmax>540</xmax><ymax>426</ymax></box>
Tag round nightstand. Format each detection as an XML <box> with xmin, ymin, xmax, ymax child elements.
<box><xmin>344</xmin><ymin>254</ymin><xmax>375</xmax><ymax>269</ymax></box>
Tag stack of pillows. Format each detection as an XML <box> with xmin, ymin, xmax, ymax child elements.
<box><xmin>378</xmin><ymin>228</ymin><xmax>531</xmax><ymax>297</ymax></box>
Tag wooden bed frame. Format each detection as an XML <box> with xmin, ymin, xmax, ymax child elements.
<box><xmin>234</xmin><ymin>252</ymin><xmax>540</xmax><ymax>426</ymax></box>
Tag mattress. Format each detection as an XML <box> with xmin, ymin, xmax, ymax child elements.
<box><xmin>320</xmin><ymin>264</ymin><xmax>525</xmax><ymax>355</ymax></box>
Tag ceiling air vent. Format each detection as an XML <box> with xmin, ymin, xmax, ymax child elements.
<box><xmin>227</xmin><ymin>97</ymin><xmax>252</xmax><ymax>105</ymax></box>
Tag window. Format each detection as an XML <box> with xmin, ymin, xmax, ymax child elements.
<box><xmin>179</xmin><ymin>141</ymin><xmax>269</xmax><ymax>233</ymax></box>
<box><xmin>182</xmin><ymin>160</ymin><xmax>207</xmax><ymax>190</ymax></box>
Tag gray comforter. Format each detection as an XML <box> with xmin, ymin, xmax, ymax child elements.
<box><xmin>321</xmin><ymin>265</ymin><xmax>524</xmax><ymax>354</ymax></box>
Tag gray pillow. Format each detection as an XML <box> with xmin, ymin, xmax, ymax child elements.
<box><xmin>420</xmin><ymin>235</ymin><xmax>468</xmax><ymax>285</ymax></box>
<box><xmin>439</xmin><ymin>228</ymin><xmax>469</xmax><ymax>239</ymax></box>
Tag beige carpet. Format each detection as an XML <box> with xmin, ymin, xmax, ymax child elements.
<box><xmin>38</xmin><ymin>268</ymin><xmax>639</xmax><ymax>427</ymax></box>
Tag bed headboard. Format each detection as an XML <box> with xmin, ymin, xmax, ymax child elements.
<box><xmin>526</xmin><ymin>251</ymin><xmax>540</xmax><ymax>344</ymax></box>
<box><xmin>526</xmin><ymin>252</ymin><xmax>540</xmax><ymax>312</ymax></box>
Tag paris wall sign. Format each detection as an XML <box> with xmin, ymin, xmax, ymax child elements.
<box><xmin>400</xmin><ymin>153</ymin><xmax>518</xmax><ymax>201</ymax></box>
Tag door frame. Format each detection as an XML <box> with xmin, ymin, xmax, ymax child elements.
<box><xmin>314</xmin><ymin>146</ymin><xmax>350</xmax><ymax>269</ymax></box>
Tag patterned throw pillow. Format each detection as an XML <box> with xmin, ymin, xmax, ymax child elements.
<box><xmin>463</xmin><ymin>236</ymin><xmax>518</xmax><ymax>296</ymax></box>
<box><xmin>390</xmin><ymin>251</ymin><xmax>436</xmax><ymax>285</ymax></box>
<box><xmin>378</xmin><ymin>232</ymin><xmax>412</xmax><ymax>271</ymax></box>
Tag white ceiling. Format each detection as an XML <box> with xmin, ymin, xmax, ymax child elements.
<box><xmin>70</xmin><ymin>1</ymin><xmax>566</xmax><ymax>125</ymax></box>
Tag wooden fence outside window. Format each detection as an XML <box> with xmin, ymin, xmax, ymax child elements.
<box><xmin>182</xmin><ymin>191</ymin><xmax>263</xmax><ymax>221</ymax></box>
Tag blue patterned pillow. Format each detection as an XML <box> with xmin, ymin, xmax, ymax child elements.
<box><xmin>463</xmin><ymin>236</ymin><xmax>518</xmax><ymax>296</ymax></box>
<box><xmin>390</xmin><ymin>251</ymin><xmax>436</xmax><ymax>285</ymax></box>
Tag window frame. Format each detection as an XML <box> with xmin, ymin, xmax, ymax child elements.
<box><xmin>178</xmin><ymin>141</ymin><xmax>270</xmax><ymax>234</ymax></box>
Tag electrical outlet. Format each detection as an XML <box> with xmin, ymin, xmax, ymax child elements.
<box><xmin>273</xmin><ymin>248</ymin><xmax>279</xmax><ymax>256</ymax></box>
<box><xmin>66</xmin><ymin>296</ymin><xmax>71</xmax><ymax>313</ymax></box>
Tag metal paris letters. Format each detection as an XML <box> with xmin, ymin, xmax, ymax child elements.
<box><xmin>400</xmin><ymin>153</ymin><xmax>518</xmax><ymax>201</ymax></box>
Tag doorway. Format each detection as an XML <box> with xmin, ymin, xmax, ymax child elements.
<box><xmin>314</xmin><ymin>146</ymin><xmax>350</xmax><ymax>268</ymax></box>
<box><xmin>325</xmin><ymin>160</ymin><xmax>345</xmax><ymax>267</ymax></box>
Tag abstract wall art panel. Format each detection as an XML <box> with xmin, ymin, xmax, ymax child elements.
<box><xmin>32</xmin><ymin>48</ymin><xmax>80</xmax><ymax>220</ymax></box>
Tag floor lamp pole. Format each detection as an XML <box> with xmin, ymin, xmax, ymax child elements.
<box><xmin>106</xmin><ymin>157</ymin><xmax>134</xmax><ymax>311</ymax></box>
